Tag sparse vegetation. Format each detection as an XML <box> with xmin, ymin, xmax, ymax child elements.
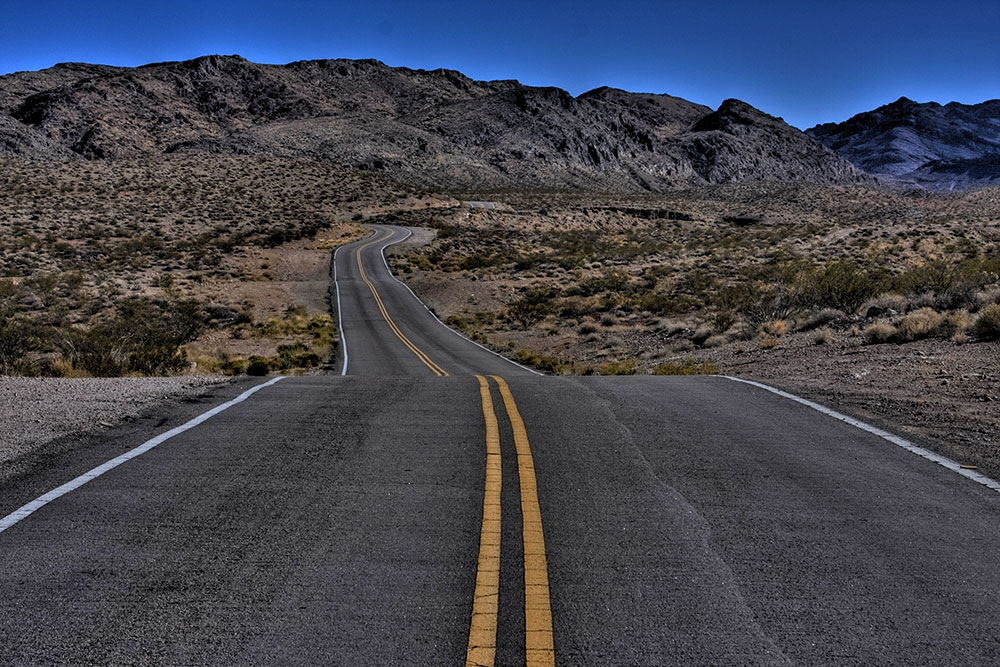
<box><xmin>397</xmin><ymin>185</ymin><xmax>999</xmax><ymax>376</ymax></box>
<box><xmin>0</xmin><ymin>155</ymin><xmax>431</xmax><ymax>376</ymax></box>
<box><xmin>652</xmin><ymin>359</ymin><xmax>719</xmax><ymax>375</ymax></box>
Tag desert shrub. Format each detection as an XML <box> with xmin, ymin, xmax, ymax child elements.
<box><xmin>940</xmin><ymin>311</ymin><xmax>972</xmax><ymax>339</ymax></box>
<box><xmin>557</xmin><ymin>296</ymin><xmax>599</xmax><ymax>319</ymax></box>
<box><xmin>976</xmin><ymin>286</ymin><xmax>1000</xmax><ymax>308</ymax></box>
<box><xmin>599</xmin><ymin>359</ymin><xmax>640</xmax><ymax>375</ymax></box>
<box><xmin>512</xmin><ymin>348</ymin><xmax>572</xmax><ymax>374</ymax></box>
<box><xmin>812</xmin><ymin>328</ymin><xmax>834</xmax><ymax>345</ymax></box>
<box><xmin>894</xmin><ymin>256</ymin><xmax>1000</xmax><ymax>298</ymax></box>
<box><xmin>863</xmin><ymin>322</ymin><xmax>897</xmax><ymax>344</ymax></box>
<box><xmin>800</xmin><ymin>260</ymin><xmax>888</xmax><ymax>313</ymax></box>
<box><xmin>246</xmin><ymin>356</ymin><xmax>271</xmax><ymax>376</ymax></box>
<box><xmin>58</xmin><ymin>297</ymin><xmax>206</xmax><ymax>376</ymax></box>
<box><xmin>861</xmin><ymin>294</ymin><xmax>909</xmax><ymax>318</ymax></box>
<box><xmin>256</xmin><ymin>309</ymin><xmax>336</xmax><ymax>346</ymax></box>
<box><xmin>702</xmin><ymin>334</ymin><xmax>728</xmax><ymax>348</ymax></box>
<box><xmin>759</xmin><ymin>336</ymin><xmax>779</xmax><ymax>349</ymax></box>
<box><xmin>971</xmin><ymin>304</ymin><xmax>1000</xmax><ymax>340</ymax></box>
<box><xmin>799</xmin><ymin>308</ymin><xmax>846</xmax><ymax>331</ymax></box>
<box><xmin>652</xmin><ymin>358</ymin><xmax>719</xmax><ymax>375</ymax></box>
<box><xmin>0</xmin><ymin>317</ymin><xmax>49</xmax><ymax>374</ymax></box>
<box><xmin>893</xmin><ymin>308</ymin><xmax>946</xmax><ymax>342</ymax></box>
<box><xmin>273</xmin><ymin>343</ymin><xmax>322</xmax><ymax>370</ymax></box>
<box><xmin>761</xmin><ymin>320</ymin><xmax>788</xmax><ymax>336</ymax></box>
<box><xmin>569</xmin><ymin>271</ymin><xmax>630</xmax><ymax>297</ymax></box>
<box><xmin>460</xmin><ymin>253</ymin><xmax>509</xmax><ymax>271</ymax></box>
<box><xmin>218</xmin><ymin>357</ymin><xmax>249</xmax><ymax>375</ymax></box>
<box><xmin>578</xmin><ymin>322</ymin><xmax>599</xmax><ymax>335</ymax></box>
<box><xmin>716</xmin><ymin>282</ymin><xmax>797</xmax><ymax>327</ymax></box>
<box><xmin>711</xmin><ymin>310</ymin><xmax>736</xmax><ymax>333</ymax></box>
<box><xmin>638</xmin><ymin>291</ymin><xmax>696</xmax><ymax>315</ymax></box>
<box><xmin>505</xmin><ymin>289</ymin><xmax>554</xmax><ymax>328</ymax></box>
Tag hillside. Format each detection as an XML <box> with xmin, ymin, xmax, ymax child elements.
<box><xmin>808</xmin><ymin>97</ymin><xmax>1000</xmax><ymax>190</ymax></box>
<box><xmin>0</xmin><ymin>55</ymin><xmax>869</xmax><ymax>192</ymax></box>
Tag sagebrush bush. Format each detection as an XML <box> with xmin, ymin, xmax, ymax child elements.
<box><xmin>971</xmin><ymin>304</ymin><xmax>1000</xmax><ymax>340</ymax></box>
<box><xmin>894</xmin><ymin>308</ymin><xmax>945</xmax><ymax>342</ymax></box>
<box><xmin>863</xmin><ymin>321</ymin><xmax>897</xmax><ymax>344</ymax></box>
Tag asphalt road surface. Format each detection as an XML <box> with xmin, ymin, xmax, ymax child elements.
<box><xmin>2</xmin><ymin>225</ymin><xmax>999</xmax><ymax>666</ymax></box>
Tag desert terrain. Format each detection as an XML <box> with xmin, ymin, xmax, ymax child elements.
<box><xmin>382</xmin><ymin>185</ymin><xmax>1000</xmax><ymax>476</ymax></box>
<box><xmin>1</xmin><ymin>55</ymin><xmax>998</xmax><ymax>482</ymax></box>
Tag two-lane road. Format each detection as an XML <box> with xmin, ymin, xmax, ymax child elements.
<box><xmin>2</xmin><ymin>225</ymin><xmax>999</xmax><ymax>665</ymax></box>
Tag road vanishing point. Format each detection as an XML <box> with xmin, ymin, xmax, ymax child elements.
<box><xmin>2</xmin><ymin>225</ymin><xmax>1000</xmax><ymax>665</ymax></box>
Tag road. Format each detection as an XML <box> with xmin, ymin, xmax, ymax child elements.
<box><xmin>2</xmin><ymin>224</ymin><xmax>1000</xmax><ymax>665</ymax></box>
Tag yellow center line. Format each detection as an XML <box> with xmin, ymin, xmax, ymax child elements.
<box><xmin>466</xmin><ymin>376</ymin><xmax>503</xmax><ymax>667</ymax></box>
<box><xmin>492</xmin><ymin>376</ymin><xmax>556</xmax><ymax>667</ymax></box>
<box><xmin>354</xmin><ymin>233</ymin><xmax>449</xmax><ymax>376</ymax></box>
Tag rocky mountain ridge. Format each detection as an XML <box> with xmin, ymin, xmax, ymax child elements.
<box><xmin>1</xmin><ymin>55</ymin><xmax>870</xmax><ymax>191</ymax></box>
<box><xmin>808</xmin><ymin>97</ymin><xmax>1000</xmax><ymax>191</ymax></box>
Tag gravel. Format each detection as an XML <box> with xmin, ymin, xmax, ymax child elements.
<box><xmin>0</xmin><ymin>376</ymin><xmax>231</xmax><ymax>469</ymax></box>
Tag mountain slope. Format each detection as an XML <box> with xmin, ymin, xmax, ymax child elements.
<box><xmin>1</xmin><ymin>55</ymin><xmax>870</xmax><ymax>191</ymax></box>
<box><xmin>808</xmin><ymin>97</ymin><xmax>1000</xmax><ymax>190</ymax></box>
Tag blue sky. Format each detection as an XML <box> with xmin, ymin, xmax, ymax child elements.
<box><xmin>1</xmin><ymin>0</ymin><xmax>997</xmax><ymax>129</ymax></box>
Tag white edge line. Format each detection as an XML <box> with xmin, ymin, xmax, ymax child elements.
<box><xmin>375</xmin><ymin>224</ymin><xmax>544</xmax><ymax>376</ymax></box>
<box><xmin>0</xmin><ymin>376</ymin><xmax>286</xmax><ymax>535</ymax></box>
<box><xmin>721</xmin><ymin>375</ymin><xmax>1000</xmax><ymax>494</ymax></box>
<box><xmin>333</xmin><ymin>243</ymin><xmax>349</xmax><ymax>376</ymax></box>
<box><xmin>333</xmin><ymin>228</ymin><xmax>379</xmax><ymax>376</ymax></box>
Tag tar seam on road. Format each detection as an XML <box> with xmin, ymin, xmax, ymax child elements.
<box><xmin>723</xmin><ymin>376</ymin><xmax>1000</xmax><ymax>494</ymax></box>
<box><xmin>375</xmin><ymin>226</ymin><xmax>544</xmax><ymax>377</ymax></box>
<box><xmin>467</xmin><ymin>376</ymin><xmax>503</xmax><ymax>667</ymax></box>
<box><xmin>492</xmin><ymin>375</ymin><xmax>556</xmax><ymax>667</ymax></box>
<box><xmin>0</xmin><ymin>376</ymin><xmax>286</xmax><ymax>536</ymax></box>
<box><xmin>355</xmin><ymin>230</ymin><xmax>449</xmax><ymax>376</ymax></box>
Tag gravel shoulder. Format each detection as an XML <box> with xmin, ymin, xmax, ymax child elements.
<box><xmin>0</xmin><ymin>376</ymin><xmax>231</xmax><ymax>481</ymax></box>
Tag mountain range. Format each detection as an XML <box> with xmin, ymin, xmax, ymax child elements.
<box><xmin>1</xmin><ymin>55</ymin><xmax>996</xmax><ymax>192</ymax></box>
<box><xmin>807</xmin><ymin>97</ymin><xmax>1000</xmax><ymax>191</ymax></box>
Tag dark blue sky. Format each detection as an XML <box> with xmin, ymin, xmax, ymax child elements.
<box><xmin>2</xmin><ymin>0</ymin><xmax>998</xmax><ymax>129</ymax></box>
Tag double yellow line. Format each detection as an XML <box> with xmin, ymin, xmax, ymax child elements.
<box><xmin>353</xmin><ymin>230</ymin><xmax>553</xmax><ymax>662</ymax></box>
<box><xmin>467</xmin><ymin>375</ymin><xmax>555</xmax><ymax>667</ymax></box>
<box><xmin>355</xmin><ymin>234</ymin><xmax>449</xmax><ymax>376</ymax></box>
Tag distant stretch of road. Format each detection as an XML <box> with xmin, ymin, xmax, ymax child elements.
<box><xmin>2</xmin><ymin>225</ymin><xmax>999</xmax><ymax>665</ymax></box>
